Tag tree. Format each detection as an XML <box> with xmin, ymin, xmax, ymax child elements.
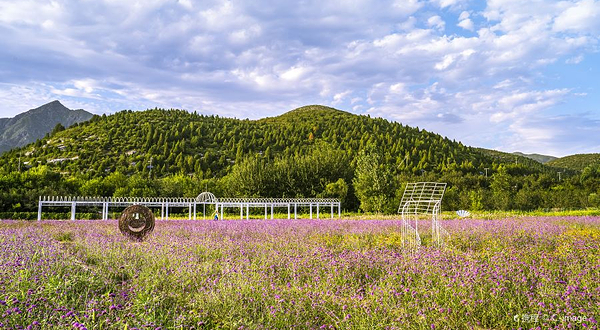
<box><xmin>352</xmin><ymin>146</ymin><xmax>397</xmax><ymax>213</ymax></box>
<box><xmin>319</xmin><ymin>178</ymin><xmax>349</xmax><ymax>207</ymax></box>
<box><xmin>490</xmin><ymin>167</ymin><xmax>512</xmax><ymax>210</ymax></box>
<box><xmin>80</xmin><ymin>178</ymin><xmax>111</xmax><ymax>196</ymax></box>
<box><xmin>50</xmin><ymin>123</ymin><xmax>66</xmax><ymax>136</ymax></box>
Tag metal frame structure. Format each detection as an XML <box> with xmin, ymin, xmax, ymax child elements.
<box><xmin>196</xmin><ymin>192</ymin><xmax>218</xmax><ymax>219</ymax></box>
<box><xmin>214</xmin><ymin>197</ymin><xmax>341</xmax><ymax>220</ymax></box>
<box><xmin>398</xmin><ymin>182</ymin><xmax>448</xmax><ymax>249</ymax></box>
<box><xmin>38</xmin><ymin>196</ymin><xmax>198</xmax><ymax>221</ymax></box>
<box><xmin>37</xmin><ymin>193</ymin><xmax>341</xmax><ymax>221</ymax></box>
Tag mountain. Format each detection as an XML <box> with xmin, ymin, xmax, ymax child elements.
<box><xmin>473</xmin><ymin>148</ymin><xmax>559</xmax><ymax>173</ymax></box>
<box><xmin>547</xmin><ymin>153</ymin><xmax>600</xmax><ymax>171</ymax></box>
<box><xmin>0</xmin><ymin>100</ymin><xmax>94</xmax><ymax>154</ymax></box>
<box><xmin>0</xmin><ymin>105</ymin><xmax>526</xmax><ymax>178</ymax></box>
<box><xmin>512</xmin><ymin>152</ymin><xmax>557</xmax><ymax>164</ymax></box>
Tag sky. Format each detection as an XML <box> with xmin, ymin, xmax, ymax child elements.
<box><xmin>0</xmin><ymin>0</ymin><xmax>599</xmax><ymax>157</ymax></box>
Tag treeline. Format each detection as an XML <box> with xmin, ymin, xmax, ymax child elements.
<box><xmin>1</xmin><ymin>144</ymin><xmax>599</xmax><ymax>218</ymax></box>
<box><xmin>0</xmin><ymin>106</ymin><xmax>598</xmax><ymax>217</ymax></box>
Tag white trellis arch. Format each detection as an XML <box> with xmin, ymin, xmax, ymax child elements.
<box><xmin>398</xmin><ymin>182</ymin><xmax>448</xmax><ymax>250</ymax></box>
<box><xmin>196</xmin><ymin>192</ymin><xmax>218</xmax><ymax>219</ymax></box>
<box><xmin>196</xmin><ymin>192</ymin><xmax>217</xmax><ymax>203</ymax></box>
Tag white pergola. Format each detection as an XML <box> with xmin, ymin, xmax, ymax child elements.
<box><xmin>37</xmin><ymin>192</ymin><xmax>341</xmax><ymax>221</ymax></box>
<box><xmin>214</xmin><ymin>197</ymin><xmax>341</xmax><ymax>220</ymax></box>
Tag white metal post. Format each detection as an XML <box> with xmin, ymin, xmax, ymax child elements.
<box><xmin>246</xmin><ymin>204</ymin><xmax>249</xmax><ymax>220</ymax></box>
<box><xmin>240</xmin><ymin>204</ymin><xmax>243</xmax><ymax>219</ymax></box>
<box><xmin>193</xmin><ymin>203</ymin><xmax>196</xmax><ymax>220</ymax></box>
<box><xmin>338</xmin><ymin>202</ymin><xmax>341</xmax><ymax>218</ymax></box>
<box><xmin>317</xmin><ymin>203</ymin><xmax>320</xmax><ymax>219</ymax></box>
<box><xmin>331</xmin><ymin>204</ymin><xmax>333</xmax><ymax>219</ymax></box>
<box><xmin>70</xmin><ymin>202</ymin><xmax>76</xmax><ymax>221</ymax></box>
<box><xmin>294</xmin><ymin>204</ymin><xmax>297</xmax><ymax>219</ymax></box>
<box><xmin>264</xmin><ymin>205</ymin><xmax>267</xmax><ymax>219</ymax></box>
<box><xmin>161</xmin><ymin>203</ymin><xmax>164</xmax><ymax>220</ymax></box>
<box><xmin>221</xmin><ymin>204</ymin><xmax>224</xmax><ymax>220</ymax></box>
<box><xmin>310</xmin><ymin>203</ymin><xmax>312</xmax><ymax>219</ymax></box>
<box><xmin>166</xmin><ymin>202</ymin><xmax>169</xmax><ymax>220</ymax></box>
<box><xmin>189</xmin><ymin>204</ymin><xmax>192</xmax><ymax>220</ymax></box>
<box><xmin>288</xmin><ymin>204</ymin><xmax>290</xmax><ymax>219</ymax></box>
<box><xmin>37</xmin><ymin>198</ymin><xmax>42</xmax><ymax>221</ymax></box>
<box><xmin>271</xmin><ymin>204</ymin><xmax>274</xmax><ymax>219</ymax></box>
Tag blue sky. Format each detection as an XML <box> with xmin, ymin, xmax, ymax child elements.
<box><xmin>0</xmin><ymin>0</ymin><xmax>599</xmax><ymax>157</ymax></box>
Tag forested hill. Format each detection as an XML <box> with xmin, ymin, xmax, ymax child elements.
<box><xmin>547</xmin><ymin>153</ymin><xmax>600</xmax><ymax>171</ymax></box>
<box><xmin>2</xmin><ymin>105</ymin><xmax>598</xmax><ymax>216</ymax></box>
<box><xmin>1</xmin><ymin>105</ymin><xmax>545</xmax><ymax>178</ymax></box>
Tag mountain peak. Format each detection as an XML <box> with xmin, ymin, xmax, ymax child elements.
<box><xmin>31</xmin><ymin>100</ymin><xmax>69</xmax><ymax>113</ymax></box>
<box><xmin>0</xmin><ymin>101</ymin><xmax>93</xmax><ymax>154</ymax></box>
<box><xmin>264</xmin><ymin>105</ymin><xmax>352</xmax><ymax>123</ymax></box>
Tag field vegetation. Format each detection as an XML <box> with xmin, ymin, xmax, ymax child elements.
<box><xmin>1</xmin><ymin>216</ymin><xmax>598</xmax><ymax>329</ymax></box>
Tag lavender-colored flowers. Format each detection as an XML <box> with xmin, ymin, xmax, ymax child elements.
<box><xmin>0</xmin><ymin>217</ymin><xmax>598</xmax><ymax>329</ymax></box>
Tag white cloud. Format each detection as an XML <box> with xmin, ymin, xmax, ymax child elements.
<box><xmin>435</xmin><ymin>54</ymin><xmax>456</xmax><ymax>70</ymax></box>
<box><xmin>430</xmin><ymin>0</ymin><xmax>464</xmax><ymax>9</ymax></box>
<box><xmin>458</xmin><ymin>18</ymin><xmax>474</xmax><ymax>31</ymax></box>
<box><xmin>0</xmin><ymin>0</ymin><xmax>63</xmax><ymax>26</ymax></box>
<box><xmin>566</xmin><ymin>54</ymin><xmax>584</xmax><ymax>64</ymax></box>
<box><xmin>332</xmin><ymin>90</ymin><xmax>352</xmax><ymax>105</ymax></box>
<box><xmin>178</xmin><ymin>0</ymin><xmax>193</xmax><ymax>10</ymax></box>
<box><xmin>280</xmin><ymin>65</ymin><xmax>311</xmax><ymax>81</ymax></box>
<box><xmin>554</xmin><ymin>0</ymin><xmax>600</xmax><ymax>33</ymax></box>
<box><xmin>392</xmin><ymin>0</ymin><xmax>424</xmax><ymax>16</ymax></box>
<box><xmin>427</xmin><ymin>15</ymin><xmax>445</xmax><ymax>30</ymax></box>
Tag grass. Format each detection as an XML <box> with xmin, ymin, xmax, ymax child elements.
<box><xmin>0</xmin><ymin>217</ymin><xmax>598</xmax><ymax>329</ymax></box>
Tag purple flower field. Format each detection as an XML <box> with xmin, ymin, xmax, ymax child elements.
<box><xmin>1</xmin><ymin>217</ymin><xmax>598</xmax><ymax>329</ymax></box>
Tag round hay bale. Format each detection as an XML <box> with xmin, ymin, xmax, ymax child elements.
<box><xmin>119</xmin><ymin>205</ymin><xmax>155</xmax><ymax>241</ymax></box>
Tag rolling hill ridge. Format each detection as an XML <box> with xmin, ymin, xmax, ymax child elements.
<box><xmin>0</xmin><ymin>105</ymin><xmax>554</xmax><ymax>178</ymax></box>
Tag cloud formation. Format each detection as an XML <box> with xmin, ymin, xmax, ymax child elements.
<box><xmin>0</xmin><ymin>0</ymin><xmax>599</xmax><ymax>156</ymax></box>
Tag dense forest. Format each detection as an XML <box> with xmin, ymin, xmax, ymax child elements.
<box><xmin>0</xmin><ymin>105</ymin><xmax>599</xmax><ymax>218</ymax></box>
<box><xmin>546</xmin><ymin>153</ymin><xmax>600</xmax><ymax>171</ymax></box>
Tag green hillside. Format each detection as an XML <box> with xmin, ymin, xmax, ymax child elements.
<box><xmin>1</xmin><ymin>105</ymin><xmax>507</xmax><ymax>178</ymax></box>
<box><xmin>547</xmin><ymin>153</ymin><xmax>600</xmax><ymax>171</ymax></box>
<box><xmin>0</xmin><ymin>105</ymin><xmax>598</xmax><ymax>216</ymax></box>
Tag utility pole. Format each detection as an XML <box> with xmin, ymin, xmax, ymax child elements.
<box><xmin>398</xmin><ymin>154</ymin><xmax>410</xmax><ymax>169</ymax></box>
<box><xmin>148</xmin><ymin>157</ymin><xmax>154</xmax><ymax>179</ymax></box>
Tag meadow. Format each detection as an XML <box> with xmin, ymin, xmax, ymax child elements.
<box><xmin>0</xmin><ymin>217</ymin><xmax>598</xmax><ymax>329</ymax></box>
